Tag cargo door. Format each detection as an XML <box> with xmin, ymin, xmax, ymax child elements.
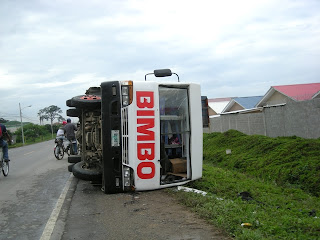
<box><xmin>158</xmin><ymin>86</ymin><xmax>190</xmax><ymax>185</ymax></box>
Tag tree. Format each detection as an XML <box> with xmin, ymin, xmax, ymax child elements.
<box><xmin>37</xmin><ymin>109</ymin><xmax>48</xmax><ymax>125</ymax></box>
<box><xmin>0</xmin><ymin>118</ymin><xmax>9</xmax><ymax>123</ymax></box>
<box><xmin>40</xmin><ymin>105</ymin><xmax>64</xmax><ymax>136</ymax></box>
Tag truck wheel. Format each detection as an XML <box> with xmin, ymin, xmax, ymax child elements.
<box><xmin>66</xmin><ymin>99</ymin><xmax>75</xmax><ymax>107</ymax></box>
<box><xmin>71</xmin><ymin>95</ymin><xmax>101</xmax><ymax>109</ymax></box>
<box><xmin>68</xmin><ymin>155</ymin><xmax>81</xmax><ymax>163</ymax></box>
<box><xmin>66</xmin><ymin>108</ymin><xmax>82</xmax><ymax>117</ymax></box>
<box><xmin>72</xmin><ymin>162</ymin><xmax>102</xmax><ymax>181</ymax></box>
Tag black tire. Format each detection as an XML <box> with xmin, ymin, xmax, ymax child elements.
<box><xmin>72</xmin><ymin>162</ymin><xmax>102</xmax><ymax>181</ymax></box>
<box><xmin>71</xmin><ymin>95</ymin><xmax>101</xmax><ymax>109</ymax></box>
<box><xmin>54</xmin><ymin>146</ymin><xmax>64</xmax><ymax>160</ymax></box>
<box><xmin>68</xmin><ymin>155</ymin><xmax>81</xmax><ymax>163</ymax></box>
<box><xmin>66</xmin><ymin>99</ymin><xmax>75</xmax><ymax>107</ymax></box>
<box><xmin>68</xmin><ymin>163</ymin><xmax>75</xmax><ymax>172</ymax></box>
<box><xmin>65</xmin><ymin>145</ymin><xmax>71</xmax><ymax>156</ymax></box>
<box><xmin>67</xmin><ymin>141</ymin><xmax>76</xmax><ymax>155</ymax></box>
<box><xmin>85</xmin><ymin>87</ymin><xmax>101</xmax><ymax>95</ymax></box>
<box><xmin>2</xmin><ymin>160</ymin><xmax>9</xmax><ymax>176</ymax></box>
<box><xmin>66</xmin><ymin>108</ymin><xmax>82</xmax><ymax>117</ymax></box>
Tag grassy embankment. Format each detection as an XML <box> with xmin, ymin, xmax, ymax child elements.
<box><xmin>173</xmin><ymin>130</ymin><xmax>320</xmax><ymax>239</ymax></box>
<box><xmin>9</xmin><ymin>133</ymin><xmax>54</xmax><ymax>148</ymax></box>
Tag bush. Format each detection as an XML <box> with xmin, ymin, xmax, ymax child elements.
<box><xmin>14</xmin><ymin>123</ymin><xmax>53</xmax><ymax>143</ymax></box>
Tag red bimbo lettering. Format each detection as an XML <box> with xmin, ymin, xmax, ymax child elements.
<box><xmin>136</xmin><ymin>91</ymin><xmax>156</xmax><ymax>179</ymax></box>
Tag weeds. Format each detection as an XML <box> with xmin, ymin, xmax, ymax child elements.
<box><xmin>172</xmin><ymin>130</ymin><xmax>320</xmax><ymax>239</ymax></box>
<box><xmin>203</xmin><ymin>130</ymin><xmax>320</xmax><ymax>197</ymax></box>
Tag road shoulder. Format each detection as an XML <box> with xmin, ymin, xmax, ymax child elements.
<box><xmin>58</xmin><ymin>179</ymin><xmax>230</xmax><ymax>240</ymax></box>
<box><xmin>50</xmin><ymin>175</ymin><xmax>79</xmax><ymax>240</ymax></box>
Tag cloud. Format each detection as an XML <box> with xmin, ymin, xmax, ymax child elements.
<box><xmin>0</xmin><ymin>0</ymin><xmax>319</xmax><ymax>123</ymax></box>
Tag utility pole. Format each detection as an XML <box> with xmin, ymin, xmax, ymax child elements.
<box><xmin>19</xmin><ymin>103</ymin><xmax>31</xmax><ymax>145</ymax></box>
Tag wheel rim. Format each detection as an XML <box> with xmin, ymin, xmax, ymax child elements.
<box><xmin>65</xmin><ymin>146</ymin><xmax>71</xmax><ymax>156</ymax></box>
<box><xmin>54</xmin><ymin>146</ymin><xmax>64</xmax><ymax>160</ymax></box>
<box><xmin>2</xmin><ymin>161</ymin><xmax>9</xmax><ymax>176</ymax></box>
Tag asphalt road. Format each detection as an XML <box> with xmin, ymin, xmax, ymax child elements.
<box><xmin>0</xmin><ymin>141</ymin><xmax>231</xmax><ymax>240</ymax></box>
<box><xmin>0</xmin><ymin>140</ymin><xmax>70</xmax><ymax>240</ymax></box>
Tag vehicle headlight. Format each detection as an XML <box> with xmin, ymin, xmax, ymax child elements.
<box><xmin>122</xmin><ymin>95</ymin><xmax>129</xmax><ymax>106</ymax></box>
<box><xmin>123</xmin><ymin>166</ymin><xmax>133</xmax><ymax>189</ymax></box>
<box><xmin>121</xmin><ymin>81</ymin><xmax>133</xmax><ymax>107</ymax></box>
<box><xmin>122</xmin><ymin>86</ymin><xmax>129</xmax><ymax>96</ymax></box>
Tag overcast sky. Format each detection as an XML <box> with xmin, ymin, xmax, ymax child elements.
<box><xmin>1</xmin><ymin>0</ymin><xmax>319</xmax><ymax>124</ymax></box>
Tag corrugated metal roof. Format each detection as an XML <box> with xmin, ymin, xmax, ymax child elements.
<box><xmin>273</xmin><ymin>83</ymin><xmax>320</xmax><ymax>101</ymax></box>
<box><xmin>256</xmin><ymin>82</ymin><xmax>320</xmax><ymax>107</ymax></box>
<box><xmin>208</xmin><ymin>97</ymin><xmax>232</xmax><ymax>102</ymax></box>
<box><xmin>208</xmin><ymin>101</ymin><xmax>230</xmax><ymax>114</ymax></box>
<box><xmin>221</xmin><ymin>96</ymin><xmax>263</xmax><ymax>113</ymax></box>
<box><xmin>233</xmin><ymin>96</ymin><xmax>263</xmax><ymax>109</ymax></box>
<box><xmin>208</xmin><ymin>97</ymin><xmax>232</xmax><ymax>114</ymax></box>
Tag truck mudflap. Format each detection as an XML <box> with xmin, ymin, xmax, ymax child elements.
<box><xmin>101</xmin><ymin>81</ymin><xmax>123</xmax><ymax>193</ymax></box>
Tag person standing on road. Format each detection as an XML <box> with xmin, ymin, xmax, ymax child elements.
<box><xmin>0</xmin><ymin>123</ymin><xmax>12</xmax><ymax>162</ymax></box>
<box><xmin>64</xmin><ymin>118</ymin><xmax>78</xmax><ymax>154</ymax></box>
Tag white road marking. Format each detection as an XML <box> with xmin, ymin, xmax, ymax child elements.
<box><xmin>24</xmin><ymin>151</ymin><xmax>35</xmax><ymax>155</ymax></box>
<box><xmin>40</xmin><ymin>173</ymin><xmax>73</xmax><ymax>240</ymax></box>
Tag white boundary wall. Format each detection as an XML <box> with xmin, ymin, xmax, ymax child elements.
<box><xmin>209</xmin><ymin>98</ymin><xmax>320</xmax><ymax>139</ymax></box>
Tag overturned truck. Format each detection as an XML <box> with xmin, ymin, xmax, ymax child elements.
<box><xmin>66</xmin><ymin>69</ymin><xmax>208</xmax><ymax>193</ymax></box>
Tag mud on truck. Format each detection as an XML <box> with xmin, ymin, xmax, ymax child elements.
<box><xmin>66</xmin><ymin>69</ymin><xmax>209</xmax><ymax>194</ymax></box>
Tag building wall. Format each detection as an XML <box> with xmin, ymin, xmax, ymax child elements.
<box><xmin>210</xmin><ymin>112</ymin><xmax>265</xmax><ymax>136</ymax></box>
<box><xmin>229</xmin><ymin>102</ymin><xmax>244</xmax><ymax>112</ymax></box>
<box><xmin>208</xmin><ymin>107</ymin><xmax>217</xmax><ymax>116</ymax></box>
<box><xmin>265</xmin><ymin>91</ymin><xmax>294</xmax><ymax>106</ymax></box>
<box><xmin>209</xmin><ymin>98</ymin><xmax>320</xmax><ymax>139</ymax></box>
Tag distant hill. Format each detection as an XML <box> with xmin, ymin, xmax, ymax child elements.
<box><xmin>4</xmin><ymin>121</ymin><xmax>32</xmax><ymax>127</ymax></box>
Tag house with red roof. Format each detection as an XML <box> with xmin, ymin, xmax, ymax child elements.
<box><xmin>209</xmin><ymin>82</ymin><xmax>320</xmax><ymax>139</ymax></box>
<box><xmin>256</xmin><ymin>83</ymin><xmax>320</xmax><ymax>107</ymax></box>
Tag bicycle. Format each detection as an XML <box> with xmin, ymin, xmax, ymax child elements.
<box><xmin>0</xmin><ymin>148</ymin><xmax>9</xmax><ymax>177</ymax></box>
<box><xmin>65</xmin><ymin>139</ymin><xmax>76</xmax><ymax>155</ymax></box>
<box><xmin>54</xmin><ymin>138</ymin><xmax>70</xmax><ymax>160</ymax></box>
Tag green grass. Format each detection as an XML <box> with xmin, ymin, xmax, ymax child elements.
<box><xmin>171</xmin><ymin>130</ymin><xmax>320</xmax><ymax>239</ymax></box>
<box><xmin>203</xmin><ymin>130</ymin><xmax>320</xmax><ymax>197</ymax></box>
<box><xmin>9</xmin><ymin>133</ymin><xmax>54</xmax><ymax>148</ymax></box>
